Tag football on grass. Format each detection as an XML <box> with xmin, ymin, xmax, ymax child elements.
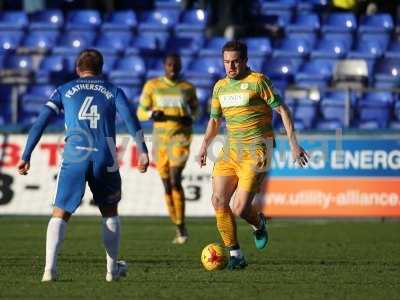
<box><xmin>201</xmin><ymin>243</ymin><xmax>227</xmax><ymax>271</ymax></box>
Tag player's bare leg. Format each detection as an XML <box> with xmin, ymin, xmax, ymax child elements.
<box><xmin>99</xmin><ymin>204</ymin><xmax>127</xmax><ymax>282</ymax></box>
<box><xmin>42</xmin><ymin>207</ymin><xmax>71</xmax><ymax>282</ymax></box>
<box><xmin>161</xmin><ymin>177</ymin><xmax>177</xmax><ymax>225</ymax></box>
<box><xmin>212</xmin><ymin>175</ymin><xmax>247</xmax><ymax>269</ymax></box>
<box><xmin>232</xmin><ymin>188</ymin><xmax>268</xmax><ymax>250</ymax></box>
<box><xmin>169</xmin><ymin>166</ymin><xmax>188</xmax><ymax>244</ymax></box>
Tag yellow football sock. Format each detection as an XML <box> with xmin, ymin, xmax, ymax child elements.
<box><xmin>164</xmin><ymin>194</ymin><xmax>177</xmax><ymax>224</ymax></box>
<box><xmin>172</xmin><ymin>188</ymin><xmax>185</xmax><ymax>225</ymax></box>
<box><xmin>215</xmin><ymin>208</ymin><xmax>238</xmax><ymax>247</ymax></box>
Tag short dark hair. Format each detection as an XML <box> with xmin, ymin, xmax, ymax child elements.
<box><xmin>163</xmin><ymin>52</ymin><xmax>181</xmax><ymax>63</ymax></box>
<box><xmin>222</xmin><ymin>40</ymin><xmax>248</xmax><ymax>60</ymax></box>
<box><xmin>76</xmin><ymin>49</ymin><xmax>103</xmax><ymax>75</ymax></box>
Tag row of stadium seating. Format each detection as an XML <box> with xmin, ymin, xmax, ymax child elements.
<box><xmin>0</xmin><ymin>9</ymin><xmax>397</xmax><ymax>35</ymax></box>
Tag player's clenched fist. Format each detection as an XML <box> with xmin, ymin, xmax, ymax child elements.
<box><xmin>17</xmin><ymin>160</ymin><xmax>30</xmax><ymax>175</ymax></box>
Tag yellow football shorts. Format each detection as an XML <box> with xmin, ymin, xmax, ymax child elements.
<box><xmin>212</xmin><ymin>143</ymin><xmax>272</xmax><ymax>192</ymax></box>
<box><xmin>153</xmin><ymin>133</ymin><xmax>191</xmax><ymax>178</ymax></box>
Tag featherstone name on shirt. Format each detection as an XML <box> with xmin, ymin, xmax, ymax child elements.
<box><xmin>156</xmin><ymin>95</ymin><xmax>185</xmax><ymax>108</ymax></box>
<box><xmin>219</xmin><ymin>93</ymin><xmax>249</xmax><ymax>108</ymax></box>
<box><xmin>65</xmin><ymin>84</ymin><xmax>113</xmax><ymax>100</ymax></box>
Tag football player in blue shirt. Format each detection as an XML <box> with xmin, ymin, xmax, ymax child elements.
<box><xmin>17</xmin><ymin>49</ymin><xmax>149</xmax><ymax>282</ymax></box>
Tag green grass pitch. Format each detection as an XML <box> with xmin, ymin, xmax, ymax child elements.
<box><xmin>0</xmin><ymin>217</ymin><xmax>399</xmax><ymax>299</ymax></box>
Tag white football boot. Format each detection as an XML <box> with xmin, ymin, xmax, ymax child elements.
<box><xmin>41</xmin><ymin>269</ymin><xmax>58</xmax><ymax>282</ymax></box>
<box><xmin>105</xmin><ymin>260</ymin><xmax>128</xmax><ymax>282</ymax></box>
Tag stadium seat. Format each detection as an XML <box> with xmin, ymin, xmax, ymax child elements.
<box><xmin>29</xmin><ymin>9</ymin><xmax>64</xmax><ymax>30</ymax></box>
<box><xmin>285</xmin><ymin>13</ymin><xmax>320</xmax><ymax>33</ymax></box>
<box><xmin>389</xmin><ymin>120</ymin><xmax>400</xmax><ymax>129</ymax></box>
<box><xmin>315</xmin><ymin>119</ymin><xmax>343</xmax><ymax>130</ymax></box>
<box><xmin>358</xmin><ymin>14</ymin><xmax>394</xmax><ymax>34</ymax></box>
<box><xmin>373</xmin><ymin>58</ymin><xmax>400</xmax><ymax>88</ymax></box>
<box><xmin>199</xmin><ymin>37</ymin><xmax>229</xmax><ymax>57</ymax></box>
<box><xmin>125</xmin><ymin>35</ymin><xmax>159</xmax><ymax>56</ymax></box>
<box><xmin>247</xmin><ymin>58</ymin><xmax>265</xmax><ymax>72</ymax></box>
<box><xmin>175</xmin><ymin>9</ymin><xmax>207</xmax><ymax>38</ymax></box>
<box><xmin>102</xmin><ymin>10</ymin><xmax>137</xmax><ymax>31</ymax></box>
<box><xmin>0</xmin><ymin>11</ymin><xmax>28</xmax><ymax>30</ymax></box>
<box><xmin>261</xmin><ymin>0</ymin><xmax>296</xmax><ymax>11</ymax></box>
<box><xmin>384</xmin><ymin>40</ymin><xmax>400</xmax><ymax>59</ymax></box>
<box><xmin>356</xmin><ymin>120</ymin><xmax>381</xmax><ymax>129</ymax></box>
<box><xmin>4</xmin><ymin>55</ymin><xmax>34</xmax><ymax>73</ymax></box>
<box><xmin>311</xmin><ymin>35</ymin><xmax>352</xmax><ymax>58</ymax></box>
<box><xmin>20</xmin><ymin>30</ymin><xmax>59</xmax><ymax>52</ymax></box>
<box><xmin>53</xmin><ymin>31</ymin><xmax>97</xmax><ymax>55</ymax></box>
<box><xmin>102</xmin><ymin>55</ymin><xmax>118</xmax><ymax>76</ymax></box>
<box><xmin>394</xmin><ymin>101</ymin><xmax>400</xmax><ymax>120</ymax></box>
<box><xmin>295</xmin><ymin>58</ymin><xmax>337</xmax><ymax>88</ymax></box>
<box><xmin>20</xmin><ymin>84</ymin><xmax>56</xmax><ymax>123</ymax></box>
<box><xmin>319</xmin><ymin>98</ymin><xmax>347</xmax><ymax>124</ymax></box>
<box><xmin>321</xmin><ymin>12</ymin><xmax>357</xmax><ymax>33</ymax></box>
<box><xmin>286</xmin><ymin>32</ymin><xmax>318</xmax><ymax>49</ymax></box>
<box><xmin>293</xmin><ymin>101</ymin><xmax>318</xmax><ymax>129</ymax></box>
<box><xmin>155</xmin><ymin>0</ymin><xmax>183</xmax><ymax>10</ymax></box>
<box><xmin>65</xmin><ymin>10</ymin><xmax>102</xmax><ymax>31</ymax></box>
<box><xmin>138</xmin><ymin>10</ymin><xmax>180</xmax><ymax>31</ymax></box>
<box><xmin>0</xmin><ymin>84</ymin><xmax>13</xmax><ymax>124</ymax></box>
<box><xmin>244</xmin><ymin>37</ymin><xmax>271</xmax><ymax>58</ymax></box>
<box><xmin>109</xmin><ymin>56</ymin><xmax>146</xmax><ymax>81</ymax></box>
<box><xmin>164</xmin><ymin>36</ymin><xmax>203</xmax><ymax>56</ymax></box>
<box><xmin>36</xmin><ymin>54</ymin><xmax>66</xmax><ymax>81</ymax></box>
<box><xmin>262</xmin><ymin>57</ymin><xmax>303</xmax><ymax>83</ymax></box>
<box><xmin>357</xmin><ymin>98</ymin><xmax>392</xmax><ymax>128</ymax></box>
<box><xmin>186</xmin><ymin>57</ymin><xmax>223</xmax><ymax>77</ymax></box>
<box><xmin>0</xmin><ymin>30</ymin><xmax>24</xmax><ymax>53</ymax></box>
<box><xmin>118</xmin><ymin>84</ymin><xmax>142</xmax><ymax>103</ymax></box>
<box><xmin>273</xmin><ymin>36</ymin><xmax>313</xmax><ymax>58</ymax></box>
<box><xmin>110</xmin><ymin>76</ymin><xmax>143</xmax><ymax>87</ymax></box>
<box><xmin>95</xmin><ymin>31</ymin><xmax>133</xmax><ymax>55</ymax></box>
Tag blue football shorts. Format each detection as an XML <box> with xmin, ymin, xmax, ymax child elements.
<box><xmin>53</xmin><ymin>158</ymin><xmax>121</xmax><ymax>213</ymax></box>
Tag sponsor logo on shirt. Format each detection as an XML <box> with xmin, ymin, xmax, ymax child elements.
<box><xmin>219</xmin><ymin>93</ymin><xmax>249</xmax><ymax>108</ymax></box>
<box><xmin>156</xmin><ymin>95</ymin><xmax>185</xmax><ymax>108</ymax></box>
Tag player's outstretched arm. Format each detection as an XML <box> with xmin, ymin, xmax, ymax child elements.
<box><xmin>274</xmin><ymin>104</ymin><xmax>309</xmax><ymax>167</ymax></box>
<box><xmin>18</xmin><ymin>106</ymin><xmax>56</xmax><ymax>175</ymax></box>
<box><xmin>198</xmin><ymin>118</ymin><xmax>221</xmax><ymax>167</ymax></box>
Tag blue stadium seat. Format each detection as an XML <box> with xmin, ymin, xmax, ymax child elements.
<box><xmin>358</xmin><ymin>14</ymin><xmax>394</xmax><ymax>34</ymax></box>
<box><xmin>261</xmin><ymin>0</ymin><xmax>296</xmax><ymax>10</ymax></box>
<box><xmin>36</xmin><ymin>54</ymin><xmax>67</xmax><ymax>83</ymax></box>
<box><xmin>356</xmin><ymin>120</ymin><xmax>381</xmax><ymax>129</ymax></box>
<box><xmin>247</xmin><ymin>58</ymin><xmax>265</xmax><ymax>72</ymax></box>
<box><xmin>138</xmin><ymin>10</ymin><xmax>180</xmax><ymax>31</ymax></box>
<box><xmin>125</xmin><ymin>35</ymin><xmax>159</xmax><ymax>56</ymax></box>
<box><xmin>295</xmin><ymin>58</ymin><xmax>337</xmax><ymax>87</ymax></box>
<box><xmin>258</xmin><ymin>10</ymin><xmax>293</xmax><ymax>28</ymax></box>
<box><xmin>321</xmin><ymin>12</ymin><xmax>357</xmax><ymax>33</ymax></box>
<box><xmin>20</xmin><ymin>84</ymin><xmax>56</xmax><ymax>122</ymax></box>
<box><xmin>286</xmin><ymin>13</ymin><xmax>320</xmax><ymax>33</ymax></box>
<box><xmin>262</xmin><ymin>57</ymin><xmax>303</xmax><ymax>83</ymax></box>
<box><xmin>110</xmin><ymin>76</ymin><xmax>143</xmax><ymax>87</ymax></box>
<box><xmin>311</xmin><ymin>35</ymin><xmax>352</xmax><ymax>58</ymax></box>
<box><xmin>357</xmin><ymin>96</ymin><xmax>392</xmax><ymax>128</ymax></box>
<box><xmin>384</xmin><ymin>40</ymin><xmax>400</xmax><ymax>59</ymax></box>
<box><xmin>293</xmin><ymin>101</ymin><xmax>318</xmax><ymax>129</ymax></box>
<box><xmin>244</xmin><ymin>37</ymin><xmax>271</xmax><ymax>58</ymax></box>
<box><xmin>155</xmin><ymin>0</ymin><xmax>183</xmax><ymax>10</ymax></box>
<box><xmin>102</xmin><ymin>10</ymin><xmax>137</xmax><ymax>31</ymax></box>
<box><xmin>0</xmin><ymin>11</ymin><xmax>28</xmax><ymax>30</ymax></box>
<box><xmin>29</xmin><ymin>9</ymin><xmax>64</xmax><ymax>30</ymax></box>
<box><xmin>102</xmin><ymin>55</ymin><xmax>118</xmax><ymax>76</ymax></box>
<box><xmin>315</xmin><ymin>120</ymin><xmax>343</xmax><ymax>130</ymax></box>
<box><xmin>320</xmin><ymin>98</ymin><xmax>346</xmax><ymax>124</ymax></box>
<box><xmin>0</xmin><ymin>30</ymin><xmax>24</xmax><ymax>53</ymax></box>
<box><xmin>297</xmin><ymin>0</ymin><xmax>329</xmax><ymax>11</ymax></box>
<box><xmin>164</xmin><ymin>36</ymin><xmax>203</xmax><ymax>56</ymax></box>
<box><xmin>348</xmin><ymin>38</ymin><xmax>385</xmax><ymax>59</ymax></box>
<box><xmin>53</xmin><ymin>31</ymin><xmax>96</xmax><ymax>55</ymax></box>
<box><xmin>186</xmin><ymin>57</ymin><xmax>223</xmax><ymax>77</ymax></box>
<box><xmin>118</xmin><ymin>84</ymin><xmax>142</xmax><ymax>103</ymax></box>
<box><xmin>373</xmin><ymin>58</ymin><xmax>400</xmax><ymax>88</ymax></box>
<box><xmin>109</xmin><ymin>56</ymin><xmax>146</xmax><ymax>81</ymax></box>
<box><xmin>199</xmin><ymin>37</ymin><xmax>229</xmax><ymax>57</ymax></box>
<box><xmin>175</xmin><ymin>9</ymin><xmax>207</xmax><ymax>38</ymax></box>
<box><xmin>286</xmin><ymin>32</ymin><xmax>318</xmax><ymax>48</ymax></box>
<box><xmin>20</xmin><ymin>30</ymin><xmax>59</xmax><ymax>52</ymax></box>
<box><xmin>95</xmin><ymin>31</ymin><xmax>133</xmax><ymax>55</ymax></box>
<box><xmin>66</xmin><ymin>10</ymin><xmax>102</xmax><ymax>31</ymax></box>
<box><xmin>195</xmin><ymin>87</ymin><xmax>210</xmax><ymax>123</ymax></box>
<box><xmin>389</xmin><ymin>120</ymin><xmax>400</xmax><ymax>129</ymax></box>
<box><xmin>4</xmin><ymin>55</ymin><xmax>33</xmax><ymax>73</ymax></box>
<box><xmin>273</xmin><ymin>37</ymin><xmax>313</xmax><ymax>58</ymax></box>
